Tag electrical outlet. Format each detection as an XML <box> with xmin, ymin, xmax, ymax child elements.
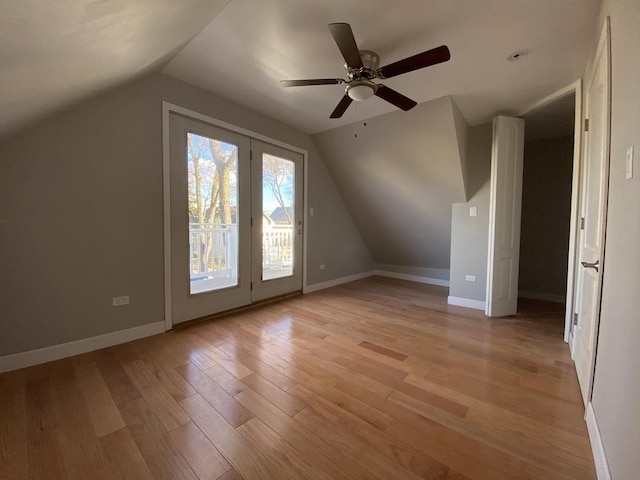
<box><xmin>310</xmin><ymin>207</ymin><xmax>315</xmax><ymax>216</ymax></box>
<box><xmin>112</xmin><ymin>296</ymin><xmax>129</xmax><ymax>306</ymax></box>
<box><xmin>465</xmin><ymin>275</ymin><xmax>476</xmax><ymax>282</ymax></box>
<box><xmin>319</xmin><ymin>264</ymin><xmax>325</xmax><ymax>270</ymax></box>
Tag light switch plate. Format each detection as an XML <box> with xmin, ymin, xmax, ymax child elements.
<box><xmin>626</xmin><ymin>146</ymin><xmax>634</xmax><ymax>180</ymax></box>
<box><xmin>470</xmin><ymin>206</ymin><xmax>477</xmax><ymax>217</ymax></box>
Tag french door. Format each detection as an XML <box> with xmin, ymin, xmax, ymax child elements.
<box><xmin>168</xmin><ymin>113</ymin><xmax>303</xmax><ymax>325</ymax></box>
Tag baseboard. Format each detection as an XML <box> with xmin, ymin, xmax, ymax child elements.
<box><xmin>303</xmin><ymin>271</ymin><xmax>375</xmax><ymax>293</ymax></box>
<box><xmin>518</xmin><ymin>290</ymin><xmax>566</xmax><ymax>304</ymax></box>
<box><xmin>374</xmin><ymin>270</ymin><xmax>450</xmax><ymax>287</ymax></box>
<box><xmin>586</xmin><ymin>402</ymin><xmax>612</xmax><ymax>480</ymax></box>
<box><xmin>447</xmin><ymin>296</ymin><xmax>486</xmax><ymax>311</ymax></box>
<box><xmin>0</xmin><ymin>321</ymin><xmax>166</xmax><ymax>373</ymax></box>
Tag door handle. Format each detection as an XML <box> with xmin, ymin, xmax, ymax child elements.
<box><xmin>581</xmin><ymin>259</ymin><xmax>599</xmax><ymax>272</ymax></box>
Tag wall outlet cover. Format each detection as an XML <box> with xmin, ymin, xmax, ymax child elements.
<box><xmin>112</xmin><ymin>296</ymin><xmax>130</xmax><ymax>306</ymax></box>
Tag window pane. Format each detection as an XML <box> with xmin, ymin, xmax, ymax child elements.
<box><xmin>262</xmin><ymin>154</ymin><xmax>294</xmax><ymax>280</ymax></box>
<box><xmin>187</xmin><ymin>133</ymin><xmax>239</xmax><ymax>294</ymax></box>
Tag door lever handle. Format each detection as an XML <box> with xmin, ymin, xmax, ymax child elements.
<box><xmin>581</xmin><ymin>259</ymin><xmax>599</xmax><ymax>272</ymax></box>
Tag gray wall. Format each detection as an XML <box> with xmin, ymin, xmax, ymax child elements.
<box><xmin>590</xmin><ymin>0</ymin><xmax>640</xmax><ymax>478</ymax></box>
<box><xmin>312</xmin><ymin>96</ymin><xmax>467</xmax><ymax>280</ymax></box>
<box><xmin>0</xmin><ymin>73</ymin><xmax>372</xmax><ymax>356</ymax></box>
<box><xmin>449</xmin><ymin>124</ymin><xmax>492</xmax><ymax>302</ymax></box>
<box><xmin>519</xmin><ymin>136</ymin><xmax>574</xmax><ymax>300</ymax></box>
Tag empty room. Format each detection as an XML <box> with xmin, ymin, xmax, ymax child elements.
<box><xmin>1</xmin><ymin>1</ymin><xmax>638</xmax><ymax>479</ymax></box>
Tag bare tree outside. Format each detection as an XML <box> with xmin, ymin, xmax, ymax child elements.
<box><xmin>187</xmin><ymin>133</ymin><xmax>238</xmax><ymax>284</ymax></box>
<box><xmin>263</xmin><ymin>154</ymin><xmax>294</xmax><ymax>224</ymax></box>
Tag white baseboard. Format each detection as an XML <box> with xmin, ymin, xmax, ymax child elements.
<box><xmin>447</xmin><ymin>296</ymin><xmax>486</xmax><ymax>311</ymax></box>
<box><xmin>374</xmin><ymin>270</ymin><xmax>450</xmax><ymax>287</ymax></box>
<box><xmin>0</xmin><ymin>321</ymin><xmax>166</xmax><ymax>373</ymax></box>
<box><xmin>303</xmin><ymin>271</ymin><xmax>375</xmax><ymax>293</ymax></box>
<box><xmin>518</xmin><ymin>290</ymin><xmax>566</xmax><ymax>304</ymax></box>
<box><xmin>586</xmin><ymin>402</ymin><xmax>612</xmax><ymax>480</ymax></box>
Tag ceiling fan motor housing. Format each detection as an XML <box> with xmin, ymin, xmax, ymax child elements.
<box><xmin>346</xmin><ymin>50</ymin><xmax>380</xmax><ymax>80</ymax></box>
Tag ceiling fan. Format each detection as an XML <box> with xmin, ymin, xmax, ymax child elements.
<box><xmin>280</xmin><ymin>22</ymin><xmax>451</xmax><ymax>119</ymax></box>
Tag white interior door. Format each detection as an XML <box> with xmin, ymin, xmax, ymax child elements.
<box><xmin>573</xmin><ymin>21</ymin><xmax>611</xmax><ymax>404</ymax></box>
<box><xmin>486</xmin><ymin>116</ymin><xmax>525</xmax><ymax>317</ymax></box>
<box><xmin>251</xmin><ymin>140</ymin><xmax>304</xmax><ymax>302</ymax></box>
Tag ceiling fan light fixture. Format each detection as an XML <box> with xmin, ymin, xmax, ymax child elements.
<box><xmin>346</xmin><ymin>81</ymin><xmax>375</xmax><ymax>102</ymax></box>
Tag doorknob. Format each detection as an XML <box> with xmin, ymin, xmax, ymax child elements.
<box><xmin>581</xmin><ymin>259</ymin><xmax>599</xmax><ymax>272</ymax></box>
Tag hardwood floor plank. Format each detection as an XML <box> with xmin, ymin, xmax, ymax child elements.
<box><xmin>100</xmin><ymin>427</ymin><xmax>154</xmax><ymax>480</ymax></box>
<box><xmin>74</xmin><ymin>361</ymin><xmax>126</xmax><ymax>437</ymax></box>
<box><xmin>168</xmin><ymin>421</ymin><xmax>231</xmax><ymax>480</ymax></box>
<box><xmin>25</xmin><ymin>378</ymin><xmax>67</xmax><ymax>480</ymax></box>
<box><xmin>291</xmin><ymin>384</ymin><xmax>448</xmax><ymax>480</ymax></box>
<box><xmin>204</xmin><ymin>364</ymin><xmax>248</xmax><ymax>396</ymax></box>
<box><xmin>293</xmin><ymin>405</ymin><xmax>428</xmax><ymax>480</ymax></box>
<box><xmin>180</xmin><ymin>394</ymin><xmax>283</xmax><ymax>480</ymax></box>
<box><xmin>176</xmin><ymin>363</ymin><xmax>254</xmax><ymax>428</ymax></box>
<box><xmin>237</xmin><ymin>417</ymin><xmax>337</xmax><ymax>480</ymax></box>
<box><xmin>123</xmin><ymin>359</ymin><xmax>191</xmax><ymax>432</ymax></box>
<box><xmin>234</xmin><ymin>389</ymin><xmax>358</xmax><ymax>480</ymax></box>
<box><xmin>240</xmin><ymin>373</ymin><xmax>306</xmax><ymax>417</ymax></box>
<box><xmin>215</xmin><ymin>341</ymin><xmax>298</xmax><ymax>391</ymax></box>
<box><xmin>359</xmin><ymin>340</ymin><xmax>408</xmax><ymax>361</ymax></box>
<box><xmin>0</xmin><ymin>374</ymin><xmax>27</xmax><ymax>480</ymax></box>
<box><xmin>119</xmin><ymin>397</ymin><xmax>198</xmax><ymax>480</ymax></box>
<box><xmin>50</xmin><ymin>376</ymin><xmax>111</xmax><ymax>480</ymax></box>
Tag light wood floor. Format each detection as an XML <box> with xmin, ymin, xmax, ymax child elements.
<box><xmin>0</xmin><ymin>277</ymin><xmax>596</xmax><ymax>480</ymax></box>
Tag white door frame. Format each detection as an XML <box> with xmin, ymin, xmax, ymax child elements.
<box><xmin>517</xmin><ymin>79</ymin><xmax>584</xmax><ymax>345</ymax></box>
<box><xmin>161</xmin><ymin>102</ymin><xmax>309</xmax><ymax>330</ymax></box>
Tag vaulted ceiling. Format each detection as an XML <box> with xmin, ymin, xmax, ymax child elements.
<box><xmin>1</xmin><ymin>0</ymin><xmax>600</xmax><ymax>141</ymax></box>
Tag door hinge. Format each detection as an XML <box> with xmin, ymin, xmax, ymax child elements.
<box><xmin>250</xmin><ymin>150</ymin><xmax>253</xmax><ymax>160</ymax></box>
<box><xmin>584</xmin><ymin>118</ymin><xmax>589</xmax><ymax>132</ymax></box>
<box><xmin>580</xmin><ymin>217</ymin><xmax>585</xmax><ymax>230</ymax></box>
<box><xmin>250</xmin><ymin>282</ymin><xmax>253</xmax><ymax>291</ymax></box>
<box><xmin>573</xmin><ymin>312</ymin><xmax>579</xmax><ymax>326</ymax></box>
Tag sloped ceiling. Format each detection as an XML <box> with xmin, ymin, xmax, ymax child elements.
<box><xmin>0</xmin><ymin>0</ymin><xmax>230</xmax><ymax>140</ymax></box>
<box><xmin>163</xmin><ymin>0</ymin><xmax>600</xmax><ymax>134</ymax></box>
<box><xmin>1</xmin><ymin>0</ymin><xmax>600</xmax><ymax>140</ymax></box>
<box><xmin>313</xmin><ymin>96</ymin><xmax>468</xmax><ymax>269</ymax></box>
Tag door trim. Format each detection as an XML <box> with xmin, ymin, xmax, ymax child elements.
<box><xmin>518</xmin><ymin>79</ymin><xmax>584</xmax><ymax>345</ymax></box>
<box><xmin>161</xmin><ymin>102</ymin><xmax>309</xmax><ymax>330</ymax></box>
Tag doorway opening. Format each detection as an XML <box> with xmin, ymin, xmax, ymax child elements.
<box><xmin>518</xmin><ymin>93</ymin><xmax>577</xmax><ymax>327</ymax></box>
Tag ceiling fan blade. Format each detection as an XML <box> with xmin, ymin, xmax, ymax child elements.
<box><xmin>330</xmin><ymin>95</ymin><xmax>353</xmax><ymax>118</ymax></box>
<box><xmin>375</xmin><ymin>85</ymin><xmax>417</xmax><ymax>111</ymax></box>
<box><xmin>328</xmin><ymin>23</ymin><xmax>364</xmax><ymax>70</ymax></box>
<box><xmin>377</xmin><ymin>45</ymin><xmax>450</xmax><ymax>79</ymax></box>
<box><xmin>280</xmin><ymin>79</ymin><xmax>345</xmax><ymax>87</ymax></box>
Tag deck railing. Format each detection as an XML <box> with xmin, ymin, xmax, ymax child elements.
<box><xmin>189</xmin><ymin>223</ymin><xmax>293</xmax><ymax>280</ymax></box>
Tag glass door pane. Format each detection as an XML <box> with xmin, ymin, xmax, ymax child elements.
<box><xmin>187</xmin><ymin>132</ymin><xmax>239</xmax><ymax>294</ymax></box>
<box><xmin>262</xmin><ymin>153</ymin><xmax>295</xmax><ymax>281</ymax></box>
<box><xmin>251</xmin><ymin>140</ymin><xmax>303</xmax><ymax>302</ymax></box>
<box><xmin>169</xmin><ymin>113</ymin><xmax>251</xmax><ymax>325</ymax></box>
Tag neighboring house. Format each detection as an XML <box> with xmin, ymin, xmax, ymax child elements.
<box><xmin>269</xmin><ymin>207</ymin><xmax>293</xmax><ymax>225</ymax></box>
<box><xmin>0</xmin><ymin>0</ymin><xmax>638</xmax><ymax>477</ymax></box>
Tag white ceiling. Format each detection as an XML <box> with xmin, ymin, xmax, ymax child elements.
<box><xmin>1</xmin><ymin>0</ymin><xmax>600</xmax><ymax>140</ymax></box>
<box><xmin>163</xmin><ymin>0</ymin><xmax>600</xmax><ymax>134</ymax></box>
<box><xmin>0</xmin><ymin>0</ymin><xmax>230</xmax><ymax>140</ymax></box>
